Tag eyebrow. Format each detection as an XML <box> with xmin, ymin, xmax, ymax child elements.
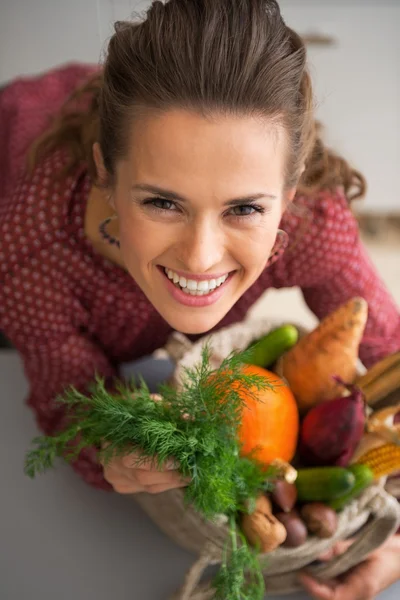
<box><xmin>131</xmin><ymin>184</ymin><xmax>277</xmax><ymax>205</ymax></box>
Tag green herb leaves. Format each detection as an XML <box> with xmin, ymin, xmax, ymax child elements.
<box><xmin>25</xmin><ymin>343</ymin><xmax>276</xmax><ymax>599</ymax></box>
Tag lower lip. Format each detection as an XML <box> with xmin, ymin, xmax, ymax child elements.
<box><xmin>159</xmin><ymin>268</ymin><xmax>234</xmax><ymax>307</ymax></box>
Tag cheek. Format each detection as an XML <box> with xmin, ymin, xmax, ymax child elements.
<box><xmin>120</xmin><ymin>225</ymin><xmax>159</xmax><ymax>263</ymax></box>
<box><xmin>117</xmin><ymin>209</ymin><xmax>172</xmax><ymax>267</ymax></box>
<box><xmin>231</xmin><ymin>222</ymin><xmax>280</xmax><ymax>272</ymax></box>
<box><xmin>237</xmin><ymin>241</ymin><xmax>271</xmax><ymax>273</ymax></box>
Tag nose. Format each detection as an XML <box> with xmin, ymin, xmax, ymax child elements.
<box><xmin>177</xmin><ymin>218</ymin><xmax>225</xmax><ymax>275</ymax></box>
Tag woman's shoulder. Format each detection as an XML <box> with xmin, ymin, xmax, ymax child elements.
<box><xmin>0</xmin><ymin>150</ymin><xmax>89</xmax><ymax>284</ymax></box>
<box><xmin>0</xmin><ymin>63</ymin><xmax>99</xmax><ymax>198</ymax></box>
<box><xmin>266</xmin><ymin>186</ymin><xmax>360</xmax><ymax>287</ymax></box>
<box><xmin>280</xmin><ymin>186</ymin><xmax>353</xmax><ymax>238</ymax></box>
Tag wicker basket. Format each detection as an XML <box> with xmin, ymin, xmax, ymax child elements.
<box><xmin>135</xmin><ymin>316</ymin><xmax>400</xmax><ymax>599</ymax></box>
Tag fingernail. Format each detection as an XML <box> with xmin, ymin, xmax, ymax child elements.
<box><xmin>165</xmin><ymin>460</ymin><xmax>179</xmax><ymax>470</ymax></box>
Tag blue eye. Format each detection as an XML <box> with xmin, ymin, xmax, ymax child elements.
<box><xmin>142</xmin><ymin>197</ymin><xmax>266</xmax><ymax>219</ymax></box>
<box><xmin>231</xmin><ymin>205</ymin><xmax>255</xmax><ymax>216</ymax></box>
<box><xmin>229</xmin><ymin>204</ymin><xmax>265</xmax><ymax>217</ymax></box>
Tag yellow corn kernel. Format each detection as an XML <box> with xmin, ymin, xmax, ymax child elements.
<box><xmin>356</xmin><ymin>443</ymin><xmax>400</xmax><ymax>479</ymax></box>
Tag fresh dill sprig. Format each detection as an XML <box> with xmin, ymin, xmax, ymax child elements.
<box><xmin>213</xmin><ymin>516</ymin><xmax>265</xmax><ymax>600</ymax></box>
<box><xmin>25</xmin><ymin>343</ymin><xmax>277</xmax><ymax>599</ymax></box>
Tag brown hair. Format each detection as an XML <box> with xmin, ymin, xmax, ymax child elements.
<box><xmin>28</xmin><ymin>0</ymin><xmax>366</xmax><ymax>202</ymax></box>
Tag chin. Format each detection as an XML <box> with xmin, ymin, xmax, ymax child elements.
<box><xmin>161</xmin><ymin>309</ymin><xmax>227</xmax><ymax>336</ymax></box>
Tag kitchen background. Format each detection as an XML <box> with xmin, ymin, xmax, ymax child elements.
<box><xmin>1</xmin><ymin>0</ymin><xmax>399</xmax><ymax>331</ymax></box>
<box><xmin>1</xmin><ymin>0</ymin><xmax>399</xmax><ymax>217</ymax></box>
<box><xmin>0</xmin><ymin>4</ymin><xmax>399</xmax><ymax>600</ymax></box>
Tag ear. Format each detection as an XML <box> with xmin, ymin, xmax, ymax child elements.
<box><xmin>92</xmin><ymin>143</ymin><xmax>115</xmax><ymax>209</ymax></box>
<box><xmin>284</xmin><ymin>164</ymin><xmax>305</xmax><ymax>206</ymax></box>
<box><xmin>285</xmin><ymin>186</ymin><xmax>297</xmax><ymax>205</ymax></box>
<box><xmin>93</xmin><ymin>142</ymin><xmax>108</xmax><ymax>186</ymax></box>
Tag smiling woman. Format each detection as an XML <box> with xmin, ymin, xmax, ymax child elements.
<box><xmin>92</xmin><ymin>110</ymin><xmax>288</xmax><ymax>333</ymax></box>
<box><xmin>1</xmin><ymin>0</ymin><xmax>400</xmax><ymax>498</ymax></box>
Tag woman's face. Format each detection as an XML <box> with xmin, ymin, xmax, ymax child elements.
<box><xmin>111</xmin><ymin>110</ymin><xmax>292</xmax><ymax>334</ymax></box>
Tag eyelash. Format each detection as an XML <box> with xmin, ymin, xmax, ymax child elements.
<box><xmin>143</xmin><ymin>197</ymin><xmax>266</xmax><ymax>219</ymax></box>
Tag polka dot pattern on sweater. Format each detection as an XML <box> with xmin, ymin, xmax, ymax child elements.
<box><xmin>1</xmin><ymin>64</ymin><xmax>399</xmax><ymax>491</ymax></box>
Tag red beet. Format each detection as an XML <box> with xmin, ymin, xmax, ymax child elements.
<box><xmin>299</xmin><ymin>382</ymin><xmax>366</xmax><ymax>467</ymax></box>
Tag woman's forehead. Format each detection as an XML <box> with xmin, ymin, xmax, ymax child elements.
<box><xmin>119</xmin><ymin>109</ymin><xmax>287</xmax><ymax>199</ymax></box>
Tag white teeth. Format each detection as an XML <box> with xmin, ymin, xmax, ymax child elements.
<box><xmin>197</xmin><ymin>280</ymin><xmax>209</xmax><ymax>292</ymax></box>
<box><xmin>164</xmin><ymin>268</ymin><xmax>229</xmax><ymax>294</ymax></box>
<box><xmin>187</xmin><ymin>280</ymin><xmax>197</xmax><ymax>291</ymax></box>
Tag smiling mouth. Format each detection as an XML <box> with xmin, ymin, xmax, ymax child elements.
<box><xmin>163</xmin><ymin>267</ymin><xmax>231</xmax><ymax>296</ymax></box>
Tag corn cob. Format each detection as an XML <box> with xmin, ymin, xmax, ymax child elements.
<box><xmin>366</xmin><ymin>403</ymin><xmax>400</xmax><ymax>445</ymax></box>
<box><xmin>356</xmin><ymin>352</ymin><xmax>400</xmax><ymax>406</ymax></box>
<box><xmin>356</xmin><ymin>351</ymin><xmax>400</xmax><ymax>390</ymax></box>
<box><xmin>351</xmin><ymin>432</ymin><xmax>389</xmax><ymax>464</ymax></box>
<box><xmin>355</xmin><ymin>443</ymin><xmax>400</xmax><ymax>479</ymax></box>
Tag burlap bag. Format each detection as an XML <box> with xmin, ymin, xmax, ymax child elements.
<box><xmin>135</xmin><ymin>317</ymin><xmax>400</xmax><ymax>599</ymax></box>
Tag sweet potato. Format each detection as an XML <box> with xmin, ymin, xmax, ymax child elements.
<box><xmin>278</xmin><ymin>297</ymin><xmax>368</xmax><ymax>414</ymax></box>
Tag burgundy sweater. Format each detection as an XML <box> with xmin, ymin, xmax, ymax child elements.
<box><xmin>1</xmin><ymin>64</ymin><xmax>399</xmax><ymax>490</ymax></box>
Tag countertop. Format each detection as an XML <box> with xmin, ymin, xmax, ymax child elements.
<box><xmin>1</xmin><ymin>350</ymin><xmax>399</xmax><ymax>600</ymax></box>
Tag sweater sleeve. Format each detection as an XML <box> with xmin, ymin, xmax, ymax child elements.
<box><xmin>0</xmin><ymin>62</ymin><xmax>99</xmax><ymax>199</ymax></box>
<box><xmin>21</xmin><ymin>332</ymin><xmax>116</xmax><ymax>490</ymax></box>
<box><xmin>0</xmin><ymin>276</ymin><xmax>115</xmax><ymax>490</ymax></box>
<box><xmin>292</xmin><ymin>193</ymin><xmax>400</xmax><ymax>368</ymax></box>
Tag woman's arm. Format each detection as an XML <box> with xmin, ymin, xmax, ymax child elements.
<box><xmin>279</xmin><ymin>190</ymin><xmax>400</xmax><ymax>368</ymax></box>
<box><xmin>302</xmin><ymin>242</ymin><xmax>400</xmax><ymax>368</ymax></box>
<box><xmin>20</xmin><ymin>331</ymin><xmax>117</xmax><ymax>490</ymax></box>
<box><xmin>0</xmin><ymin>275</ymin><xmax>116</xmax><ymax>490</ymax></box>
<box><xmin>0</xmin><ymin>62</ymin><xmax>98</xmax><ymax>197</ymax></box>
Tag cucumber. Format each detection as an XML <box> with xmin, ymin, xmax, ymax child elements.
<box><xmin>245</xmin><ymin>325</ymin><xmax>299</xmax><ymax>368</ymax></box>
<box><xmin>295</xmin><ymin>467</ymin><xmax>356</xmax><ymax>503</ymax></box>
<box><xmin>328</xmin><ymin>464</ymin><xmax>374</xmax><ymax>511</ymax></box>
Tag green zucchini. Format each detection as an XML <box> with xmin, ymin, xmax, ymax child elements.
<box><xmin>245</xmin><ymin>325</ymin><xmax>299</xmax><ymax>368</ymax></box>
<box><xmin>328</xmin><ymin>464</ymin><xmax>374</xmax><ymax>511</ymax></box>
<box><xmin>296</xmin><ymin>467</ymin><xmax>356</xmax><ymax>503</ymax></box>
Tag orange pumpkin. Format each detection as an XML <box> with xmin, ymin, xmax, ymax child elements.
<box><xmin>237</xmin><ymin>365</ymin><xmax>299</xmax><ymax>465</ymax></box>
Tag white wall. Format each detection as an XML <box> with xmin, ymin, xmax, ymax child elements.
<box><xmin>279</xmin><ymin>1</ymin><xmax>400</xmax><ymax>214</ymax></box>
<box><xmin>0</xmin><ymin>0</ymin><xmax>150</xmax><ymax>81</ymax></box>
<box><xmin>1</xmin><ymin>0</ymin><xmax>399</xmax><ymax>212</ymax></box>
<box><xmin>0</xmin><ymin>0</ymin><xmax>102</xmax><ymax>81</ymax></box>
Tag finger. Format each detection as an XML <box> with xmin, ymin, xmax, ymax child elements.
<box><xmin>298</xmin><ymin>573</ymin><xmax>336</xmax><ymax>600</ymax></box>
<box><xmin>103</xmin><ymin>468</ymin><xmax>145</xmax><ymax>494</ymax></box>
<box><xmin>122</xmin><ymin>452</ymin><xmax>178</xmax><ymax>471</ymax></box>
<box><xmin>121</xmin><ymin>451</ymin><xmax>151</xmax><ymax>469</ymax></box>
<box><xmin>333</xmin><ymin>562</ymin><xmax>378</xmax><ymax>600</ymax></box>
<box><xmin>299</xmin><ymin>560</ymin><xmax>377</xmax><ymax>600</ymax></box>
<box><xmin>102</xmin><ymin>463</ymin><xmax>126</xmax><ymax>481</ymax></box>
<box><xmin>98</xmin><ymin>442</ymin><xmax>113</xmax><ymax>466</ymax></box>
<box><xmin>317</xmin><ymin>549</ymin><xmax>336</xmax><ymax>562</ymax></box>
<box><xmin>146</xmin><ymin>481</ymin><xmax>189</xmax><ymax>495</ymax></box>
<box><xmin>317</xmin><ymin>539</ymin><xmax>355</xmax><ymax>561</ymax></box>
<box><xmin>99</xmin><ymin>443</ymin><xmax>131</xmax><ymax>467</ymax></box>
<box><xmin>113</xmin><ymin>481</ymin><xmax>145</xmax><ymax>494</ymax></box>
<box><xmin>134</xmin><ymin>468</ymin><xmax>190</xmax><ymax>487</ymax></box>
